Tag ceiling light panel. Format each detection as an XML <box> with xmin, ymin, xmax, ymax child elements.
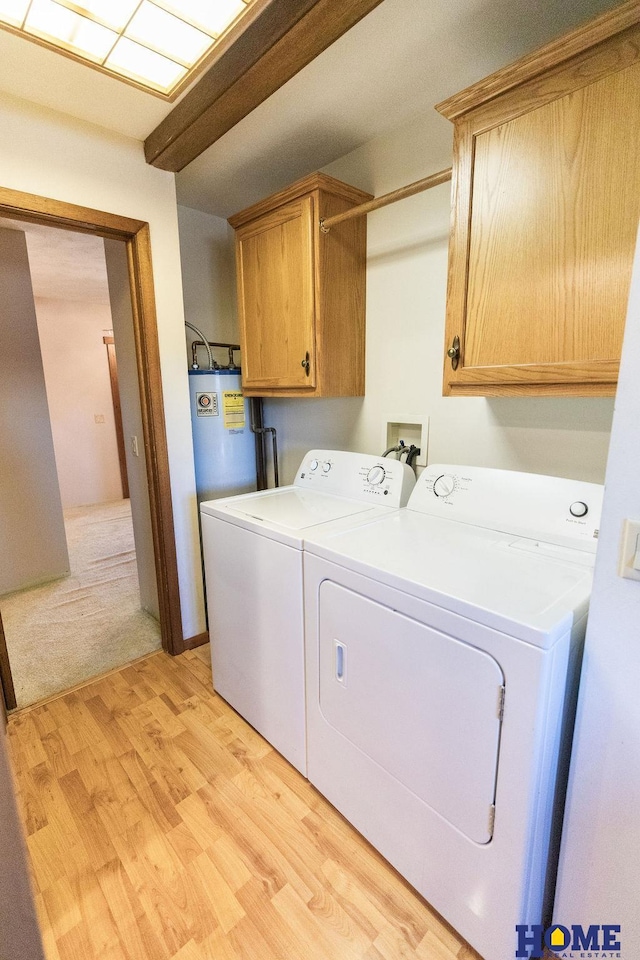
<box><xmin>0</xmin><ymin>0</ymin><xmax>256</xmax><ymax>96</ymax></box>
<box><xmin>26</xmin><ymin>0</ymin><xmax>117</xmax><ymax>61</ymax></box>
<box><xmin>154</xmin><ymin>0</ymin><xmax>247</xmax><ymax>38</ymax></box>
<box><xmin>61</xmin><ymin>0</ymin><xmax>140</xmax><ymax>32</ymax></box>
<box><xmin>106</xmin><ymin>34</ymin><xmax>186</xmax><ymax>91</ymax></box>
<box><xmin>0</xmin><ymin>0</ymin><xmax>30</xmax><ymax>28</ymax></box>
<box><xmin>126</xmin><ymin>1</ymin><xmax>210</xmax><ymax>66</ymax></box>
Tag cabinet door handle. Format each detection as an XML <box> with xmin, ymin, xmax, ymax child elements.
<box><xmin>301</xmin><ymin>352</ymin><xmax>311</xmax><ymax>376</ymax></box>
<box><xmin>447</xmin><ymin>336</ymin><xmax>460</xmax><ymax>371</ymax></box>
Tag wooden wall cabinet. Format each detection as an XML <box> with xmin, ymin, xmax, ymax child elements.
<box><xmin>228</xmin><ymin>173</ymin><xmax>372</xmax><ymax>397</ymax></box>
<box><xmin>436</xmin><ymin>3</ymin><xmax>640</xmax><ymax>397</ymax></box>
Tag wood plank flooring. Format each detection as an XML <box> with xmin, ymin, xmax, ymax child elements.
<box><xmin>7</xmin><ymin>646</ymin><xmax>482</xmax><ymax>960</ymax></box>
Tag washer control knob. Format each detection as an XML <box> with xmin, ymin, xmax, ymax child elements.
<box><xmin>569</xmin><ymin>501</ymin><xmax>589</xmax><ymax>518</ymax></box>
<box><xmin>367</xmin><ymin>465</ymin><xmax>386</xmax><ymax>486</ymax></box>
<box><xmin>322</xmin><ymin>461</ymin><xmax>332</xmax><ymax>473</ymax></box>
<box><xmin>310</xmin><ymin>459</ymin><xmax>319</xmax><ymax>471</ymax></box>
<box><xmin>433</xmin><ymin>474</ymin><xmax>456</xmax><ymax>498</ymax></box>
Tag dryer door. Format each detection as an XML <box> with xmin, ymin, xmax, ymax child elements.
<box><xmin>318</xmin><ymin>581</ymin><xmax>504</xmax><ymax>843</ymax></box>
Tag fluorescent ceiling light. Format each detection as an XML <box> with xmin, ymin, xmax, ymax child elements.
<box><xmin>66</xmin><ymin>0</ymin><xmax>140</xmax><ymax>32</ymax></box>
<box><xmin>0</xmin><ymin>0</ymin><xmax>29</xmax><ymax>28</ymax></box>
<box><xmin>126</xmin><ymin>1</ymin><xmax>210</xmax><ymax>66</ymax></box>
<box><xmin>155</xmin><ymin>0</ymin><xmax>247</xmax><ymax>38</ymax></box>
<box><xmin>0</xmin><ymin>0</ymin><xmax>253</xmax><ymax>96</ymax></box>
<box><xmin>26</xmin><ymin>0</ymin><xmax>117</xmax><ymax>61</ymax></box>
<box><xmin>107</xmin><ymin>35</ymin><xmax>186</xmax><ymax>90</ymax></box>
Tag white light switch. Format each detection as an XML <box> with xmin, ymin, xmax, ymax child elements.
<box><xmin>618</xmin><ymin>519</ymin><xmax>640</xmax><ymax>581</ymax></box>
<box><xmin>131</xmin><ymin>435</ymin><xmax>139</xmax><ymax>457</ymax></box>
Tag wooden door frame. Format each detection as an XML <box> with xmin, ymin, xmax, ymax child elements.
<box><xmin>0</xmin><ymin>613</ymin><xmax>15</xmax><ymax>716</ymax></box>
<box><xmin>0</xmin><ymin>187</ymin><xmax>185</xmax><ymax>686</ymax></box>
<box><xmin>103</xmin><ymin>336</ymin><xmax>130</xmax><ymax>500</ymax></box>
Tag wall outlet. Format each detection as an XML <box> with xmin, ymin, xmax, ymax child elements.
<box><xmin>94</xmin><ymin>413</ymin><xmax>105</xmax><ymax>424</ymax></box>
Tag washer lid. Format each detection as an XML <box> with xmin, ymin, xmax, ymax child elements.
<box><xmin>201</xmin><ymin>487</ymin><xmax>377</xmax><ymax>546</ymax></box>
<box><xmin>305</xmin><ymin>511</ymin><xmax>594</xmax><ymax>647</ymax></box>
<box><xmin>231</xmin><ymin>489</ymin><xmax>373</xmax><ymax>527</ymax></box>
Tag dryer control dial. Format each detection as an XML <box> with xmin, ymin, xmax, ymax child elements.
<box><xmin>433</xmin><ymin>474</ymin><xmax>456</xmax><ymax>498</ymax></box>
<box><xmin>310</xmin><ymin>459</ymin><xmax>319</xmax><ymax>472</ymax></box>
<box><xmin>322</xmin><ymin>461</ymin><xmax>332</xmax><ymax>473</ymax></box>
<box><xmin>367</xmin><ymin>465</ymin><xmax>386</xmax><ymax>486</ymax></box>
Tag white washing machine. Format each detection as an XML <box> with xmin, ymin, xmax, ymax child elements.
<box><xmin>303</xmin><ymin>464</ymin><xmax>603</xmax><ymax>960</ymax></box>
<box><xmin>200</xmin><ymin>449</ymin><xmax>415</xmax><ymax>775</ymax></box>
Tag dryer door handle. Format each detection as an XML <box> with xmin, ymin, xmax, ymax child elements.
<box><xmin>334</xmin><ymin>640</ymin><xmax>346</xmax><ymax>684</ymax></box>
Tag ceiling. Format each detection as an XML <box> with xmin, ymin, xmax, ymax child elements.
<box><xmin>0</xmin><ymin>218</ymin><xmax>110</xmax><ymax>304</ymax></box>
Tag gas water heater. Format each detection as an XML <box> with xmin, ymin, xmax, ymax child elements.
<box><xmin>188</xmin><ymin>367</ymin><xmax>256</xmax><ymax>503</ymax></box>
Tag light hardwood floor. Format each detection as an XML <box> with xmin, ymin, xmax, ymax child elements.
<box><xmin>7</xmin><ymin>646</ymin><xmax>482</xmax><ymax>960</ymax></box>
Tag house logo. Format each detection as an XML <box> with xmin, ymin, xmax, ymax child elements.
<box><xmin>515</xmin><ymin>923</ymin><xmax>622</xmax><ymax>958</ymax></box>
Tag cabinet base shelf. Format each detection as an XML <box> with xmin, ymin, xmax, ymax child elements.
<box><xmin>445</xmin><ymin>382</ymin><xmax>617</xmax><ymax>398</ymax></box>
<box><xmin>242</xmin><ymin>387</ymin><xmax>365</xmax><ymax>399</ymax></box>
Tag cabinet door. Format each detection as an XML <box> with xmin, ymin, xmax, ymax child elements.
<box><xmin>236</xmin><ymin>196</ymin><xmax>316</xmax><ymax>390</ymax></box>
<box><xmin>444</xmin><ymin>58</ymin><xmax>640</xmax><ymax>396</ymax></box>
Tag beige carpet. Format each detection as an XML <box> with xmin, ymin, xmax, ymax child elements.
<box><xmin>1</xmin><ymin>499</ymin><xmax>162</xmax><ymax>708</ymax></box>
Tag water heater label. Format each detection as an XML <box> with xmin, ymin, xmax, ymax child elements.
<box><xmin>223</xmin><ymin>391</ymin><xmax>245</xmax><ymax>429</ymax></box>
<box><xmin>196</xmin><ymin>392</ymin><xmax>219</xmax><ymax>417</ymax></box>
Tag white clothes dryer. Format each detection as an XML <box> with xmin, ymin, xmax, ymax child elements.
<box><xmin>200</xmin><ymin>449</ymin><xmax>415</xmax><ymax>775</ymax></box>
<box><xmin>303</xmin><ymin>464</ymin><xmax>603</xmax><ymax>960</ymax></box>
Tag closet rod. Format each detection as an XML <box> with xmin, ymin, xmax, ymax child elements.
<box><xmin>319</xmin><ymin>166</ymin><xmax>452</xmax><ymax>233</ymax></box>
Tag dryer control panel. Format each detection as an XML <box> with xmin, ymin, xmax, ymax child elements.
<box><xmin>410</xmin><ymin>464</ymin><xmax>603</xmax><ymax>552</ymax></box>
<box><xmin>295</xmin><ymin>450</ymin><xmax>415</xmax><ymax>508</ymax></box>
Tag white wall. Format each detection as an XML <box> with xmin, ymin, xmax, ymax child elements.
<box><xmin>34</xmin><ymin>298</ymin><xmax>122</xmax><ymax>508</ymax></box>
<box><xmin>554</xmin><ymin>228</ymin><xmax>640</xmax><ymax>950</ymax></box>
<box><xmin>178</xmin><ymin>204</ymin><xmax>238</xmax><ymax>365</ymax></box>
<box><xmin>0</xmin><ymin>92</ymin><xmax>204</xmax><ymax>637</ymax></box>
<box><xmin>262</xmin><ymin>112</ymin><xmax>614</xmax><ymax>484</ymax></box>
<box><xmin>0</xmin><ymin>229</ymin><xmax>69</xmax><ymax>595</ymax></box>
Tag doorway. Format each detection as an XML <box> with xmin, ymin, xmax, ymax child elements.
<box><xmin>0</xmin><ymin>220</ymin><xmax>162</xmax><ymax>707</ymax></box>
<box><xmin>0</xmin><ymin>187</ymin><xmax>185</xmax><ymax>712</ymax></box>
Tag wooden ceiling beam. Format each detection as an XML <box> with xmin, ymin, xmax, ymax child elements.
<box><xmin>144</xmin><ymin>0</ymin><xmax>385</xmax><ymax>173</ymax></box>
